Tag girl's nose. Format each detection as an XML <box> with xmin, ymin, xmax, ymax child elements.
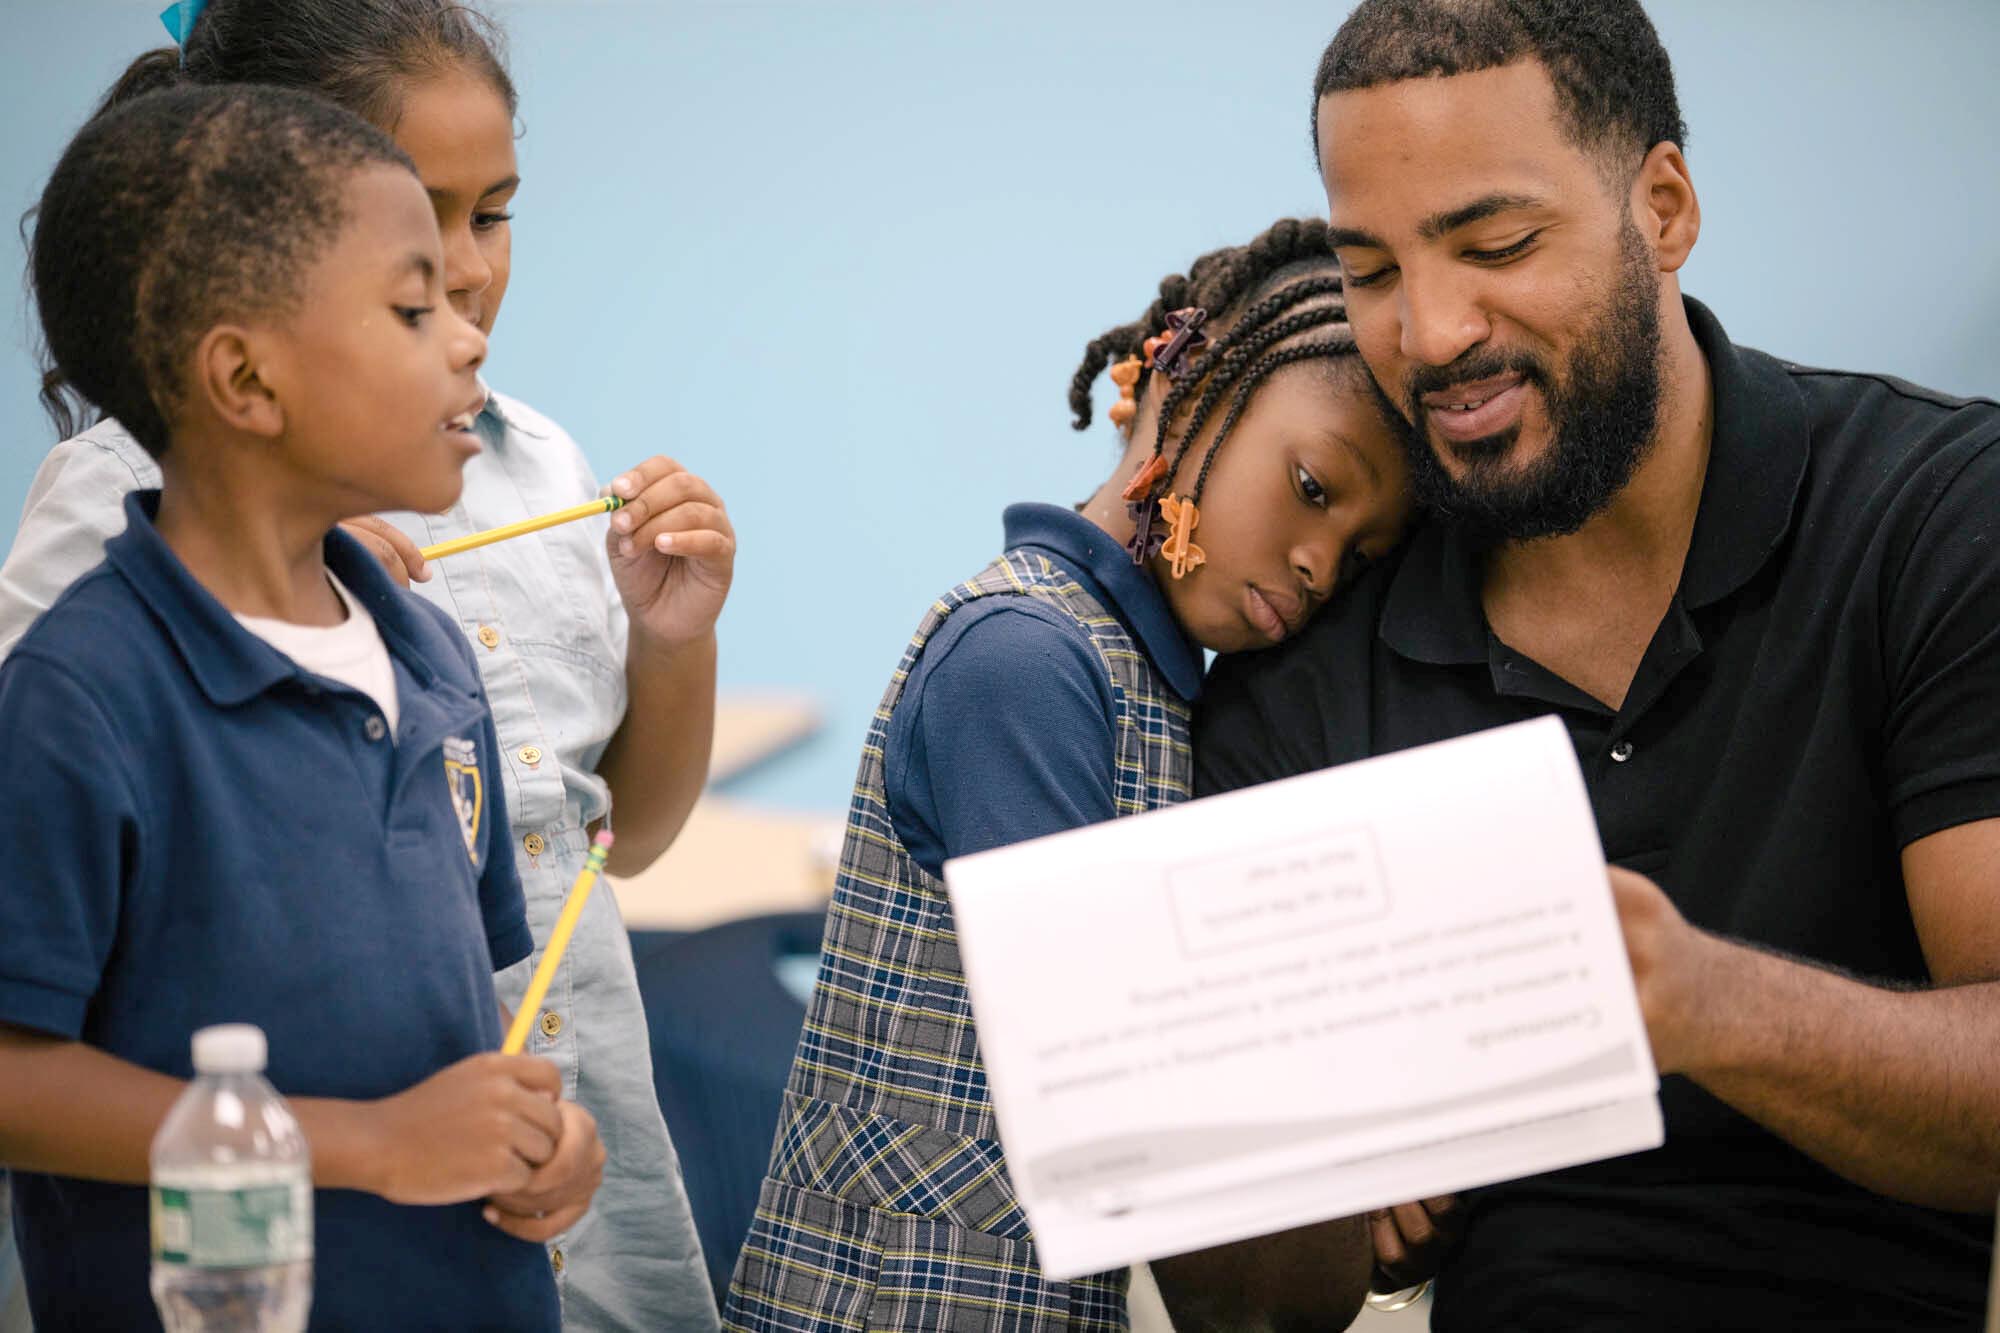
<box><xmin>1293</xmin><ymin>529</ymin><xmax>1339</xmax><ymax>599</ymax></box>
<box><xmin>443</xmin><ymin>223</ymin><xmax>493</xmax><ymax>317</ymax></box>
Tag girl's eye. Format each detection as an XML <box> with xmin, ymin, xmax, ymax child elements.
<box><xmin>1296</xmin><ymin>464</ymin><xmax>1329</xmax><ymax>508</ymax></box>
<box><xmin>472</xmin><ymin>211</ymin><xmax>514</xmax><ymax>232</ymax></box>
<box><xmin>1465</xmin><ymin>231</ymin><xmax>1540</xmax><ymax>264</ymax></box>
<box><xmin>394</xmin><ymin>305</ymin><xmax>433</xmax><ymax>328</ymax></box>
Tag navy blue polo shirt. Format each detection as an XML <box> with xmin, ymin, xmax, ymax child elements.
<box><xmin>1196</xmin><ymin>300</ymin><xmax>2000</xmax><ymax>1329</ymax></box>
<box><xmin>0</xmin><ymin>493</ymin><xmax>556</xmax><ymax>1331</ymax></box>
<box><xmin>886</xmin><ymin>502</ymin><xmax>1204</xmax><ymax>877</ymax></box>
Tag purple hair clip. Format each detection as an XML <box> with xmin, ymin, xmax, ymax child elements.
<box><xmin>1144</xmin><ymin>307</ymin><xmax>1210</xmax><ymax>381</ymax></box>
<box><xmin>1125</xmin><ymin>496</ymin><xmax>1167</xmax><ymax>566</ymax></box>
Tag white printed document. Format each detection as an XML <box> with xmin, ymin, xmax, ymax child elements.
<box><xmin>944</xmin><ymin>717</ymin><xmax>1662</xmax><ymax>1279</ymax></box>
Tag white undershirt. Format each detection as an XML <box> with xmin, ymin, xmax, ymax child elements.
<box><xmin>235</xmin><ymin>573</ymin><xmax>400</xmax><ymax>735</ymax></box>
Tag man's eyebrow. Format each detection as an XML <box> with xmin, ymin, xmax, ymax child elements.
<box><xmin>1326</xmin><ymin>193</ymin><xmax>1547</xmax><ymax>252</ymax></box>
<box><xmin>1418</xmin><ymin>192</ymin><xmax>1545</xmax><ymax>241</ymax></box>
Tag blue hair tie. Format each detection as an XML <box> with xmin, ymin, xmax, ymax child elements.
<box><xmin>158</xmin><ymin>0</ymin><xmax>209</xmax><ymax>65</ymax></box>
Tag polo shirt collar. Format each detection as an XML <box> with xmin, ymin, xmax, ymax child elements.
<box><xmin>473</xmin><ymin>378</ymin><xmax>515</xmax><ymax>450</ymax></box>
<box><xmin>1382</xmin><ymin>296</ymin><xmax>1810</xmax><ymax>666</ymax></box>
<box><xmin>105</xmin><ymin>490</ymin><xmax>452</xmax><ymax>707</ymax></box>
<box><xmin>1675</xmin><ymin>298</ymin><xmax>1810</xmax><ymax>608</ymax></box>
<box><xmin>1002</xmin><ymin>502</ymin><xmax>1206</xmax><ymax>701</ymax></box>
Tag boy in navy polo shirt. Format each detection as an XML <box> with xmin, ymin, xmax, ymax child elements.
<box><xmin>0</xmin><ymin>88</ymin><xmax>600</xmax><ymax>1330</ymax></box>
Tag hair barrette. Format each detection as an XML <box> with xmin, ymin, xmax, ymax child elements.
<box><xmin>1142</xmin><ymin>307</ymin><xmax>1209</xmax><ymax>380</ymax></box>
<box><xmin>159</xmin><ymin>0</ymin><xmax>209</xmax><ymax>63</ymax></box>
<box><xmin>1158</xmin><ymin>492</ymin><xmax>1205</xmax><ymax>579</ymax></box>
<box><xmin>1107</xmin><ymin>355</ymin><xmax>1143</xmax><ymax>432</ymax></box>
<box><xmin>1121</xmin><ymin>451</ymin><xmax>1172</xmax><ymax>566</ymax></box>
<box><xmin>1125</xmin><ymin>495</ymin><xmax>1166</xmax><ymax>567</ymax></box>
<box><xmin>1120</xmin><ymin>452</ymin><xmax>1168</xmax><ymax>503</ymax></box>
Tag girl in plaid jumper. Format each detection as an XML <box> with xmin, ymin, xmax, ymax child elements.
<box><xmin>725</xmin><ymin>218</ymin><xmax>1411</xmax><ymax>1332</ymax></box>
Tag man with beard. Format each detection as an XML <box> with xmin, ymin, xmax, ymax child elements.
<box><xmin>1159</xmin><ymin>1</ymin><xmax>2000</xmax><ymax>1329</ymax></box>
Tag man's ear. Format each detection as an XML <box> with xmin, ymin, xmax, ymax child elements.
<box><xmin>1635</xmin><ymin>141</ymin><xmax>1700</xmax><ymax>275</ymax></box>
<box><xmin>192</xmin><ymin>323</ymin><xmax>286</xmax><ymax>440</ymax></box>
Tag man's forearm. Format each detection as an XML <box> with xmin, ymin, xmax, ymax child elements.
<box><xmin>595</xmin><ymin>629</ymin><xmax>716</xmax><ymax>876</ymax></box>
<box><xmin>1655</xmin><ymin>930</ymin><xmax>2000</xmax><ymax>1211</ymax></box>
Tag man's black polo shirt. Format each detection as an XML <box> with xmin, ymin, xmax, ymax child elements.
<box><xmin>1195</xmin><ymin>299</ymin><xmax>2000</xmax><ymax>1331</ymax></box>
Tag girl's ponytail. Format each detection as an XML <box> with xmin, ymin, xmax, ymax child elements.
<box><xmin>96</xmin><ymin>47</ymin><xmax>186</xmax><ymax>116</ymax></box>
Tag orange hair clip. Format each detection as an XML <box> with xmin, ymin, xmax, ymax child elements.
<box><xmin>1107</xmin><ymin>355</ymin><xmax>1143</xmax><ymax>431</ymax></box>
<box><xmin>1158</xmin><ymin>492</ymin><xmax>1205</xmax><ymax>579</ymax></box>
<box><xmin>1120</xmin><ymin>452</ymin><xmax>1169</xmax><ymax>503</ymax></box>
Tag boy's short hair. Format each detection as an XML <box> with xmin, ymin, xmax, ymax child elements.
<box><xmin>30</xmin><ymin>85</ymin><xmax>414</xmax><ymax>458</ymax></box>
<box><xmin>1313</xmin><ymin>0</ymin><xmax>1687</xmax><ymax>176</ymax></box>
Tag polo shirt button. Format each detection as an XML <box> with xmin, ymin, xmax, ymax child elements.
<box><xmin>551</xmin><ymin>1247</ymin><xmax>565</xmax><ymax>1273</ymax></box>
<box><xmin>540</xmin><ymin>1010</ymin><xmax>563</xmax><ymax>1038</ymax></box>
<box><xmin>364</xmin><ymin>716</ymin><xmax>387</xmax><ymax>742</ymax></box>
<box><xmin>1610</xmin><ymin>741</ymin><xmax>1635</xmax><ymax>763</ymax></box>
<box><xmin>518</xmin><ymin>745</ymin><xmax>542</xmax><ymax>766</ymax></box>
<box><xmin>477</xmin><ymin>625</ymin><xmax>500</xmax><ymax>650</ymax></box>
<box><xmin>523</xmin><ymin>833</ymin><xmax>546</xmax><ymax>856</ymax></box>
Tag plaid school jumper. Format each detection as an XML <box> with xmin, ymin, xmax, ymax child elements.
<box><xmin>724</xmin><ymin>549</ymin><xmax>1194</xmax><ymax>1333</ymax></box>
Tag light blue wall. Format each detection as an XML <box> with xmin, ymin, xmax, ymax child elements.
<box><xmin>3</xmin><ymin>1</ymin><xmax>1996</xmax><ymax>812</ymax></box>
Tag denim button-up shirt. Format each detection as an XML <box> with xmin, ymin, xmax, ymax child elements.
<box><xmin>0</xmin><ymin>393</ymin><xmax>717</xmax><ymax>1332</ymax></box>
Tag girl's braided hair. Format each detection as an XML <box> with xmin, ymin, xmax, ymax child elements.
<box><xmin>1068</xmin><ymin>217</ymin><xmax>1360</xmax><ymax>507</ymax></box>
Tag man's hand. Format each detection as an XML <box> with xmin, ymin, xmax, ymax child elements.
<box><xmin>484</xmin><ymin>1098</ymin><xmax>606</xmax><ymax>1242</ymax></box>
<box><xmin>339</xmin><ymin>516</ymin><xmax>430</xmax><ymax>589</ymax></box>
<box><xmin>1368</xmin><ymin>1195</ymin><xmax>1462</xmax><ymax>1291</ymax></box>
<box><xmin>603</xmin><ymin>458</ymin><xmax>735</xmax><ymax>651</ymax></box>
<box><xmin>1608</xmin><ymin>865</ymin><xmax>1729</xmax><ymax>1076</ymax></box>
<box><xmin>1152</xmin><ymin>1216</ymin><xmax>1374</xmax><ymax>1332</ymax></box>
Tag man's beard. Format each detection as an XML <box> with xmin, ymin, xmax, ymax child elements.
<box><xmin>1389</xmin><ymin>223</ymin><xmax>1664</xmax><ymax>546</ymax></box>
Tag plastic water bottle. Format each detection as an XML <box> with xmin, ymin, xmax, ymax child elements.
<box><xmin>149</xmin><ymin>1024</ymin><xmax>312</xmax><ymax>1332</ymax></box>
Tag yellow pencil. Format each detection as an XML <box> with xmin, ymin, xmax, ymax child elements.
<box><xmin>502</xmin><ymin>830</ymin><xmax>614</xmax><ymax>1055</ymax></box>
<box><xmin>420</xmin><ymin>496</ymin><xmax>624</xmax><ymax>562</ymax></box>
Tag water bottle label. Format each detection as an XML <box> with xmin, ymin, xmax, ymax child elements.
<box><xmin>150</xmin><ymin>1181</ymin><xmax>312</xmax><ymax>1267</ymax></box>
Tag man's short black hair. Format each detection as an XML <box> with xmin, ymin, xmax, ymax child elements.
<box><xmin>1313</xmin><ymin>0</ymin><xmax>1687</xmax><ymax>173</ymax></box>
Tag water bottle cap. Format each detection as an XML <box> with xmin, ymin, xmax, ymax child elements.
<box><xmin>191</xmin><ymin>1024</ymin><xmax>267</xmax><ymax>1074</ymax></box>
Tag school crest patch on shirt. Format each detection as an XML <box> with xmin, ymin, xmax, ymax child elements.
<box><xmin>442</xmin><ymin>736</ymin><xmax>482</xmax><ymax>862</ymax></box>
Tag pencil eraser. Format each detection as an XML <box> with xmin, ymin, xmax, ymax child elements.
<box><xmin>593</xmin><ymin>829</ymin><xmax>615</xmax><ymax>850</ymax></box>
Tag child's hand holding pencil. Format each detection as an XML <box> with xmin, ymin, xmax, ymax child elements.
<box><xmin>357</xmin><ymin>1051</ymin><xmax>591</xmax><ymax>1216</ymax></box>
<box><xmin>600</xmin><ymin>457</ymin><xmax>737</xmax><ymax>651</ymax></box>
<box><xmin>483</xmin><ymin>1097</ymin><xmax>608</xmax><ymax>1242</ymax></box>
<box><xmin>350</xmin><ymin>831</ymin><xmax>616</xmax><ymax>1238</ymax></box>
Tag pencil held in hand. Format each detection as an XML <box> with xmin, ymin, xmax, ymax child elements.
<box><xmin>420</xmin><ymin>496</ymin><xmax>624</xmax><ymax>562</ymax></box>
<box><xmin>501</xmin><ymin>830</ymin><xmax>614</xmax><ymax>1055</ymax></box>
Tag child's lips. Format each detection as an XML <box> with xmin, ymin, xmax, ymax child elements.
<box><xmin>442</xmin><ymin>389</ymin><xmax>485</xmax><ymax>430</ymax></box>
<box><xmin>1246</xmin><ymin>584</ymin><xmax>1289</xmax><ymax>642</ymax></box>
<box><xmin>440</xmin><ymin>413</ymin><xmax>481</xmax><ymax>456</ymax></box>
<box><xmin>440</xmin><ymin>393</ymin><xmax>486</xmax><ymax>451</ymax></box>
